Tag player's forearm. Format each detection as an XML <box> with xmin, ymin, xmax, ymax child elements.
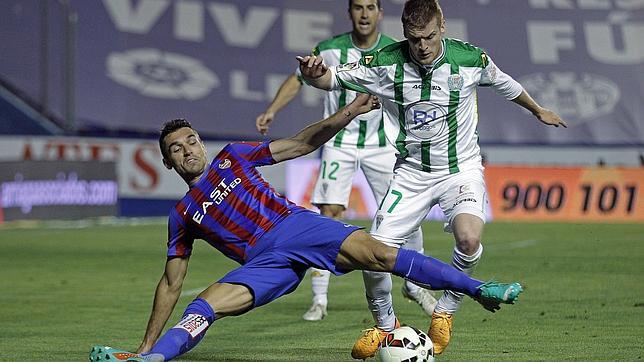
<box><xmin>511</xmin><ymin>90</ymin><xmax>543</xmax><ymax>117</ymax></box>
<box><xmin>265</xmin><ymin>75</ymin><xmax>302</xmax><ymax>114</ymax></box>
<box><xmin>138</xmin><ymin>277</ymin><xmax>182</xmax><ymax>352</ymax></box>
<box><xmin>290</xmin><ymin>102</ymin><xmax>360</xmax><ymax>154</ymax></box>
<box><xmin>302</xmin><ymin>70</ymin><xmax>333</xmax><ymax>91</ymax></box>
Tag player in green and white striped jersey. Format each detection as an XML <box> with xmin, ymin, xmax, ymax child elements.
<box><xmin>298</xmin><ymin>0</ymin><xmax>567</xmax><ymax>357</ymax></box>
<box><xmin>256</xmin><ymin>0</ymin><xmax>435</xmax><ymax>325</ymax></box>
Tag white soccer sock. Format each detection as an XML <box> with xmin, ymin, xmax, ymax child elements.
<box><xmin>435</xmin><ymin>243</ymin><xmax>484</xmax><ymax>314</ymax></box>
<box><xmin>363</xmin><ymin>270</ymin><xmax>397</xmax><ymax>331</ymax></box>
<box><xmin>402</xmin><ymin>228</ymin><xmax>424</xmax><ymax>297</ymax></box>
<box><xmin>310</xmin><ymin>268</ymin><xmax>330</xmax><ymax>306</ymax></box>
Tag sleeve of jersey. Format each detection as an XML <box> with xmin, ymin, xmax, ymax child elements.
<box><xmin>230</xmin><ymin>141</ymin><xmax>276</xmax><ymax>167</ymax></box>
<box><xmin>167</xmin><ymin>209</ymin><xmax>194</xmax><ymax>258</ymax></box>
<box><xmin>479</xmin><ymin>56</ymin><xmax>524</xmax><ymax>100</ymax></box>
<box><xmin>329</xmin><ymin>62</ymin><xmax>379</xmax><ymax>95</ymax></box>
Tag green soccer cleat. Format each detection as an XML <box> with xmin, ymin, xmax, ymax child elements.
<box><xmin>89</xmin><ymin>345</ymin><xmax>164</xmax><ymax>362</ymax></box>
<box><xmin>474</xmin><ymin>281</ymin><xmax>523</xmax><ymax>312</ymax></box>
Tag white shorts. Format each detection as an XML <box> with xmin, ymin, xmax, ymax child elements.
<box><xmin>370</xmin><ymin>164</ymin><xmax>488</xmax><ymax>246</ymax></box>
<box><xmin>311</xmin><ymin>145</ymin><xmax>396</xmax><ymax>208</ymax></box>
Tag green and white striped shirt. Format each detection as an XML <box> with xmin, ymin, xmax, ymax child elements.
<box><xmin>330</xmin><ymin>38</ymin><xmax>523</xmax><ymax>175</ymax></box>
<box><xmin>299</xmin><ymin>32</ymin><xmax>397</xmax><ymax>149</ymax></box>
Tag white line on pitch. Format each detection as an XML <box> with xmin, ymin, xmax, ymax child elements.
<box><xmin>180</xmin><ymin>287</ymin><xmax>205</xmax><ymax>297</ymax></box>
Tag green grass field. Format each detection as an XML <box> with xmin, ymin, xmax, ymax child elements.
<box><xmin>1</xmin><ymin>219</ymin><xmax>642</xmax><ymax>361</ymax></box>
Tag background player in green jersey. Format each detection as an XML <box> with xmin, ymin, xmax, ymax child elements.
<box><xmin>297</xmin><ymin>0</ymin><xmax>567</xmax><ymax>357</ymax></box>
<box><xmin>256</xmin><ymin>0</ymin><xmax>436</xmax><ymax>323</ymax></box>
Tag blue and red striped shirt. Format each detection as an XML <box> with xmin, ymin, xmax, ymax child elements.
<box><xmin>166</xmin><ymin>141</ymin><xmax>303</xmax><ymax>263</ymax></box>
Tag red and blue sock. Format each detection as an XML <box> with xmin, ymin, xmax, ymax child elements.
<box><xmin>145</xmin><ymin>298</ymin><xmax>215</xmax><ymax>360</ymax></box>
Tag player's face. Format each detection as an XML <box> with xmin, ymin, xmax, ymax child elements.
<box><xmin>404</xmin><ymin>16</ymin><xmax>445</xmax><ymax>65</ymax></box>
<box><xmin>162</xmin><ymin>127</ymin><xmax>207</xmax><ymax>184</ymax></box>
<box><xmin>349</xmin><ymin>0</ymin><xmax>382</xmax><ymax>38</ymax></box>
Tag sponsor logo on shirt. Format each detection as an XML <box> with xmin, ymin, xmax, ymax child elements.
<box><xmin>192</xmin><ymin>177</ymin><xmax>242</xmax><ymax>224</ymax></box>
<box><xmin>404</xmin><ymin>101</ymin><xmax>448</xmax><ymax>140</ymax></box>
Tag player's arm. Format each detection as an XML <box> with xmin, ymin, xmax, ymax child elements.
<box><xmin>296</xmin><ymin>54</ymin><xmax>333</xmax><ymax>90</ymax></box>
<box><xmin>511</xmin><ymin>90</ymin><xmax>567</xmax><ymax>128</ymax></box>
<box><xmin>269</xmin><ymin>93</ymin><xmax>380</xmax><ymax>163</ymax></box>
<box><xmin>136</xmin><ymin>256</ymin><xmax>189</xmax><ymax>353</ymax></box>
<box><xmin>256</xmin><ymin>74</ymin><xmax>303</xmax><ymax>135</ymax></box>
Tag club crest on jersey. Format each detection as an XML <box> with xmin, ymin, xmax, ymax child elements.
<box><xmin>337</xmin><ymin>61</ymin><xmax>359</xmax><ymax>73</ymax></box>
<box><xmin>219</xmin><ymin>159</ymin><xmax>231</xmax><ymax>169</ymax></box>
<box><xmin>364</xmin><ymin>55</ymin><xmax>374</xmax><ymax>65</ymax></box>
<box><xmin>447</xmin><ymin>74</ymin><xmax>464</xmax><ymax>91</ymax></box>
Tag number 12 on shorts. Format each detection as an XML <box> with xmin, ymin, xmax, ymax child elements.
<box><xmin>378</xmin><ymin>189</ymin><xmax>403</xmax><ymax>213</ymax></box>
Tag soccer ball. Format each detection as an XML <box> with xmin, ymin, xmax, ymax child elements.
<box><xmin>377</xmin><ymin>326</ymin><xmax>435</xmax><ymax>362</ymax></box>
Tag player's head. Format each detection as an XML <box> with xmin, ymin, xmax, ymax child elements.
<box><xmin>159</xmin><ymin>118</ymin><xmax>208</xmax><ymax>186</ymax></box>
<box><xmin>401</xmin><ymin>0</ymin><xmax>445</xmax><ymax>65</ymax></box>
<box><xmin>348</xmin><ymin>0</ymin><xmax>383</xmax><ymax>39</ymax></box>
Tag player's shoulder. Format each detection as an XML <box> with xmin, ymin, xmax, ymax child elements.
<box><xmin>315</xmin><ymin>32</ymin><xmax>353</xmax><ymax>53</ymax></box>
<box><xmin>362</xmin><ymin>40</ymin><xmax>409</xmax><ymax>68</ymax></box>
<box><xmin>444</xmin><ymin>38</ymin><xmax>488</xmax><ymax>68</ymax></box>
<box><xmin>378</xmin><ymin>33</ymin><xmax>399</xmax><ymax>48</ymax></box>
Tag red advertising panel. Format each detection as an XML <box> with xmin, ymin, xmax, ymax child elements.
<box><xmin>486</xmin><ymin>166</ymin><xmax>643</xmax><ymax>222</ymax></box>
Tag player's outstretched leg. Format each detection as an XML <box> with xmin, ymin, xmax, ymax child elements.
<box><xmin>391</xmin><ymin>248</ymin><xmax>523</xmax><ymax>307</ymax></box>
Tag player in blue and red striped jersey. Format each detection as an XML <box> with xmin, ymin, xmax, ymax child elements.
<box><xmin>89</xmin><ymin>94</ymin><xmax>523</xmax><ymax>362</ymax></box>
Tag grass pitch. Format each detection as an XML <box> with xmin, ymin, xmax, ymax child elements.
<box><xmin>0</xmin><ymin>219</ymin><xmax>642</xmax><ymax>361</ymax></box>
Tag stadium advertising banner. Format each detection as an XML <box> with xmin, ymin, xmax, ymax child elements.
<box><xmin>1</xmin><ymin>1</ymin><xmax>642</xmax><ymax>145</ymax></box>
<box><xmin>0</xmin><ymin>136</ymin><xmax>289</xmax><ymax>216</ymax></box>
<box><xmin>485</xmin><ymin>166</ymin><xmax>643</xmax><ymax>222</ymax></box>
<box><xmin>0</xmin><ymin>160</ymin><xmax>118</xmax><ymax>221</ymax></box>
<box><xmin>286</xmin><ymin>160</ymin><xmax>643</xmax><ymax>223</ymax></box>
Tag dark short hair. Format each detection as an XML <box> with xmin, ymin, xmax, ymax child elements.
<box><xmin>348</xmin><ymin>0</ymin><xmax>382</xmax><ymax>10</ymax></box>
<box><xmin>159</xmin><ymin>118</ymin><xmax>193</xmax><ymax>159</ymax></box>
<box><xmin>401</xmin><ymin>0</ymin><xmax>443</xmax><ymax>32</ymax></box>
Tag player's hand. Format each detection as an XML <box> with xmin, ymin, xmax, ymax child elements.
<box><xmin>536</xmin><ymin>107</ymin><xmax>568</xmax><ymax>128</ymax></box>
<box><xmin>256</xmin><ymin>111</ymin><xmax>275</xmax><ymax>135</ymax></box>
<box><xmin>296</xmin><ymin>55</ymin><xmax>328</xmax><ymax>80</ymax></box>
<box><xmin>350</xmin><ymin>93</ymin><xmax>380</xmax><ymax>116</ymax></box>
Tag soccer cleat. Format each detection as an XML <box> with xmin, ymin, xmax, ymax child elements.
<box><xmin>350</xmin><ymin>318</ymin><xmax>400</xmax><ymax>360</ymax></box>
<box><xmin>428</xmin><ymin>312</ymin><xmax>453</xmax><ymax>355</ymax></box>
<box><xmin>89</xmin><ymin>345</ymin><xmax>164</xmax><ymax>362</ymax></box>
<box><xmin>401</xmin><ymin>286</ymin><xmax>438</xmax><ymax>316</ymax></box>
<box><xmin>474</xmin><ymin>281</ymin><xmax>523</xmax><ymax>312</ymax></box>
<box><xmin>89</xmin><ymin>345</ymin><xmax>143</xmax><ymax>361</ymax></box>
<box><xmin>302</xmin><ymin>303</ymin><xmax>328</xmax><ymax>321</ymax></box>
